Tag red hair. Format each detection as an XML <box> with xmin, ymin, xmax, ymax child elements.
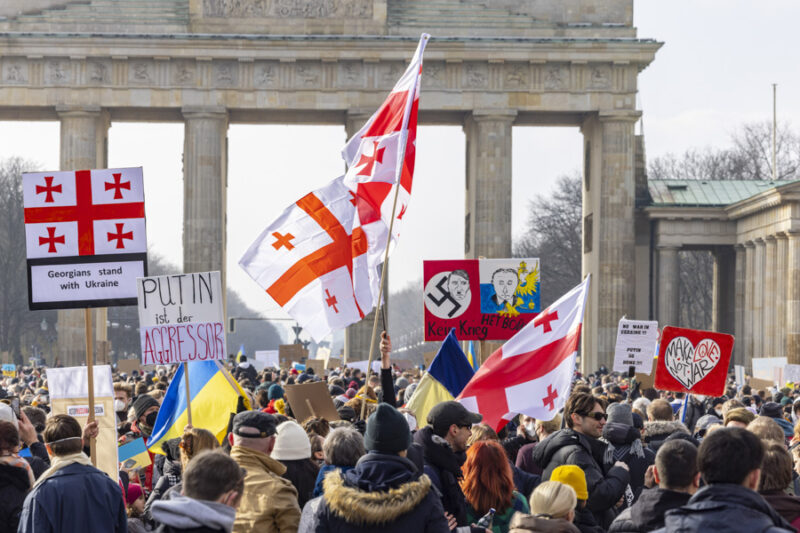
<box><xmin>460</xmin><ymin>439</ymin><xmax>514</xmax><ymax>515</ymax></box>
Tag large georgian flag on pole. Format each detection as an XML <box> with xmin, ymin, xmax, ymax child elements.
<box><xmin>457</xmin><ymin>276</ymin><xmax>591</xmax><ymax>431</ymax></box>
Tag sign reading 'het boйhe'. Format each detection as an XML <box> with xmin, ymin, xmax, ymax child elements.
<box><xmin>22</xmin><ymin>167</ymin><xmax>147</xmax><ymax>310</ymax></box>
<box><xmin>136</xmin><ymin>271</ymin><xmax>226</xmax><ymax>365</ymax></box>
<box><xmin>423</xmin><ymin>258</ymin><xmax>541</xmax><ymax>341</ymax></box>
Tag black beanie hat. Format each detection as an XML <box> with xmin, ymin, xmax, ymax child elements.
<box><xmin>133</xmin><ymin>394</ymin><xmax>159</xmax><ymax>421</ymax></box>
<box><xmin>364</xmin><ymin>403</ymin><xmax>411</xmax><ymax>454</ymax></box>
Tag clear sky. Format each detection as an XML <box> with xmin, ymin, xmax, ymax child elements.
<box><xmin>2</xmin><ymin>0</ymin><xmax>798</xmax><ymax>346</ymax></box>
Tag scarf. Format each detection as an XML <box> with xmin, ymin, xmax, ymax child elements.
<box><xmin>602</xmin><ymin>423</ymin><xmax>645</xmax><ymax>465</ymax></box>
<box><xmin>0</xmin><ymin>453</ymin><xmax>35</xmax><ymax>487</ymax></box>
<box><xmin>33</xmin><ymin>451</ymin><xmax>93</xmax><ymax>489</ymax></box>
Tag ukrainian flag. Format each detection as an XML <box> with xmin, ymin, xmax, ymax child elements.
<box><xmin>407</xmin><ymin>329</ymin><xmax>475</xmax><ymax>426</ymax></box>
<box><xmin>236</xmin><ymin>344</ymin><xmax>246</xmax><ymax>363</ymax></box>
<box><xmin>147</xmin><ymin>360</ymin><xmax>250</xmax><ymax>454</ymax></box>
<box><xmin>119</xmin><ymin>438</ymin><xmax>152</xmax><ymax>470</ymax></box>
<box><xmin>466</xmin><ymin>340</ymin><xmax>479</xmax><ymax>372</ymax></box>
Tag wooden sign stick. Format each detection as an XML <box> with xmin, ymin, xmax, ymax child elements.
<box><xmin>183</xmin><ymin>362</ymin><xmax>192</xmax><ymax>426</ymax></box>
<box><xmin>84</xmin><ymin>308</ymin><xmax>96</xmax><ymax>466</ymax></box>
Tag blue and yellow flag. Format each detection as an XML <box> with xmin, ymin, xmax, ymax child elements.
<box><xmin>147</xmin><ymin>360</ymin><xmax>250</xmax><ymax>454</ymax></box>
<box><xmin>119</xmin><ymin>438</ymin><xmax>152</xmax><ymax>469</ymax></box>
<box><xmin>407</xmin><ymin>329</ymin><xmax>475</xmax><ymax>426</ymax></box>
<box><xmin>236</xmin><ymin>344</ymin><xmax>246</xmax><ymax>363</ymax></box>
<box><xmin>466</xmin><ymin>340</ymin><xmax>479</xmax><ymax>372</ymax></box>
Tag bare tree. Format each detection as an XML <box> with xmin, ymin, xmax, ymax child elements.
<box><xmin>678</xmin><ymin>250</ymin><xmax>713</xmax><ymax>329</ymax></box>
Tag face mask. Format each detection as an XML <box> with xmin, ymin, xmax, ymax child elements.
<box><xmin>524</xmin><ymin>422</ymin><xmax>537</xmax><ymax>437</ymax></box>
<box><xmin>714</xmin><ymin>409</ymin><xmax>722</xmax><ymax>418</ymax></box>
<box><xmin>114</xmin><ymin>400</ymin><xmax>127</xmax><ymax>412</ymax></box>
<box><xmin>145</xmin><ymin>411</ymin><xmax>158</xmax><ymax>427</ymax></box>
<box><xmin>403</xmin><ymin>412</ymin><xmax>417</xmax><ymax>431</ymax></box>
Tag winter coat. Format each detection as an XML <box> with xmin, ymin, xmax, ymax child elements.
<box><xmin>312</xmin><ymin>464</ymin><xmax>354</xmax><ymax>498</ymax></box>
<box><xmin>233</xmin><ymin>362</ymin><xmax>258</xmax><ymax>384</ymax></box>
<box><xmin>608</xmin><ymin>488</ymin><xmax>691</xmax><ymax>533</ymax></box>
<box><xmin>230</xmin><ymin>445</ymin><xmax>301</xmax><ymax>533</ymax></box>
<box><xmin>18</xmin><ymin>463</ymin><xmax>127</xmax><ymax>533</ymax></box>
<box><xmin>311</xmin><ymin>452</ymin><xmax>450</xmax><ymax>533</ymax></box>
<box><xmin>760</xmin><ymin>490</ymin><xmax>800</xmax><ymax>531</ymax></box>
<box><xmin>503</xmin><ymin>434</ymin><xmax>537</xmax><ymax>465</ymax></box>
<box><xmin>129</xmin><ymin>516</ymin><xmax>154</xmax><ymax>533</ymax></box>
<box><xmin>516</xmin><ymin>441</ymin><xmax>544</xmax><ymax>477</ymax></box>
<box><xmin>413</xmin><ymin>425</ymin><xmax>470</xmax><ymax>525</ymax></box>
<box><xmin>642</xmin><ymin>421</ymin><xmax>688</xmax><ymax>454</ymax></box>
<box><xmin>532</xmin><ymin>428</ymin><xmax>629</xmax><ymax>529</ymax></box>
<box><xmin>770</xmin><ymin>417</ymin><xmax>795</xmax><ymax>439</ymax></box>
<box><xmin>466</xmin><ymin>491</ymin><xmax>530</xmax><ymax>533</ymax></box>
<box><xmin>601</xmin><ymin>423</ymin><xmax>655</xmax><ymax>503</ymax></box>
<box><xmin>654</xmin><ymin>483</ymin><xmax>794</xmax><ymax>533</ymax></box>
<box><xmin>281</xmin><ymin>457</ymin><xmax>321</xmax><ymax>509</ymax></box>
<box><xmin>512</xmin><ymin>462</ymin><xmax>541</xmax><ymax>500</ymax></box>
<box><xmin>509</xmin><ymin>513</ymin><xmax>581</xmax><ymax>533</ymax></box>
<box><xmin>152</xmin><ymin>495</ymin><xmax>236</xmax><ymax>533</ymax></box>
<box><xmin>23</xmin><ymin>441</ymin><xmax>50</xmax><ymax>479</ymax></box>
<box><xmin>146</xmin><ymin>438</ymin><xmax>183</xmax><ymax>518</ymax></box>
<box><xmin>0</xmin><ymin>462</ymin><xmax>31</xmax><ymax>533</ymax></box>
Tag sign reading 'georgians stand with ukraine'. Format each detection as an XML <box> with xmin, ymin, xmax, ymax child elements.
<box><xmin>22</xmin><ymin>167</ymin><xmax>147</xmax><ymax>310</ymax></box>
<box><xmin>423</xmin><ymin>258</ymin><xmax>541</xmax><ymax>341</ymax></box>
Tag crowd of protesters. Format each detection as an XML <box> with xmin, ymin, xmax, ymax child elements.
<box><xmin>3</xmin><ymin>342</ymin><xmax>800</xmax><ymax>532</ymax></box>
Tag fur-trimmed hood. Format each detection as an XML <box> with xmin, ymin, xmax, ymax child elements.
<box><xmin>642</xmin><ymin>420</ymin><xmax>688</xmax><ymax>440</ymax></box>
<box><xmin>322</xmin><ymin>454</ymin><xmax>432</xmax><ymax>526</ymax></box>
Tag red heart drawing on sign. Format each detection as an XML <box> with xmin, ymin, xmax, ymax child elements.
<box><xmin>663</xmin><ymin>336</ymin><xmax>721</xmax><ymax>390</ymax></box>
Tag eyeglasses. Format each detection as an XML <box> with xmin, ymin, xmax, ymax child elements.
<box><xmin>581</xmin><ymin>412</ymin><xmax>608</xmax><ymax>421</ymax></box>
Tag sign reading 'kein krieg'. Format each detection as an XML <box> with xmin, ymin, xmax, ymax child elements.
<box><xmin>22</xmin><ymin>167</ymin><xmax>147</xmax><ymax>310</ymax></box>
<box><xmin>136</xmin><ymin>271</ymin><xmax>226</xmax><ymax>365</ymax></box>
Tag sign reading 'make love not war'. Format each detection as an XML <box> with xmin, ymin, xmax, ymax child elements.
<box><xmin>136</xmin><ymin>271</ymin><xmax>226</xmax><ymax>365</ymax></box>
<box><xmin>654</xmin><ymin>326</ymin><xmax>734</xmax><ymax>397</ymax></box>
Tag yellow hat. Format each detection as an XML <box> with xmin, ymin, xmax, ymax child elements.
<box><xmin>550</xmin><ymin>465</ymin><xmax>588</xmax><ymax>500</ymax></box>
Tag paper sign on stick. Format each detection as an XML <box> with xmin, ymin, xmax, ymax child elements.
<box><xmin>785</xmin><ymin>364</ymin><xmax>800</xmax><ymax>384</ymax></box>
<box><xmin>612</xmin><ymin>318</ymin><xmax>659</xmax><ymax>374</ymax></box>
<box><xmin>654</xmin><ymin>326</ymin><xmax>734</xmax><ymax>397</ymax></box>
<box><xmin>752</xmin><ymin>357</ymin><xmax>787</xmax><ymax>380</ymax></box>
<box><xmin>136</xmin><ymin>271</ymin><xmax>226</xmax><ymax>365</ymax></box>
<box><xmin>255</xmin><ymin>350</ymin><xmax>279</xmax><ymax>369</ymax></box>
<box><xmin>734</xmin><ymin>365</ymin><xmax>746</xmax><ymax>388</ymax></box>
<box><xmin>284</xmin><ymin>381</ymin><xmax>340</xmax><ymax>422</ymax></box>
<box><xmin>305</xmin><ymin>359</ymin><xmax>325</xmax><ymax>375</ymax></box>
<box><xmin>279</xmin><ymin>344</ymin><xmax>307</xmax><ymax>364</ymax></box>
<box><xmin>326</xmin><ymin>357</ymin><xmax>342</xmax><ymax>370</ymax></box>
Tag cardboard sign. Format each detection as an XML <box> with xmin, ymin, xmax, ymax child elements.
<box><xmin>654</xmin><ymin>326</ymin><xmax>734</xmax><ymax>396</ymax></box>
<box><xmin>423</xmin><ymin>258</ymin><xmax>540</xmax><ymax>341</ymax></box>
<box><xmin>47</xmin><ymin>365</ymin><xmax>118</xmax><ymax>481</ymax></box>
<box><xmin>635</xmin><ymin>371</ymin><xmax>656</xmax><ymax>391</ymax></box>
<box><xmin>279</xmin><ymin>344</ymin><xmax>307</xmax><ymax>364</ymax></box>
<box><xmin>284</xmin><ymin>381</ymin><xmax>340</xmax><ymax>422</ymax></box>
<box><xmin>734</xmin><ymin>365</ymin><xmax>746</xmax><ymax>388</ymax></box>
<box><xmin>117</xmin><ymin>359</ymin><xmax>141</xmax><ymax>375</ymax></box>
<box><xmin>254</xmin><ymin>350</ymin><xmax>279</xmax><ymax>369</ymax></box>
<box><xmin>347</xmin><ymin>360</ymin><xmax>381</xmax><ymax>374</ymax></box>
<box><xmin>785</xmin><ymin>364</ymin><xmax>800</xmax><ymax>384</ymax></box>
<box><xmin>2</xmin><ymin>364</ymin><xmax>15</xmax><ymax>377</ymax></box>
<box><xmin>612</xmin><ymin>318</ymin><xmax>659</xmax><ymax>374</ymax></box>
<box><xmin>137</xmin><ymin>271</ymin><xmax>226</xmax><ymax>365</ymax></box>
<box><xmin>749</xmin><ymin>377</ymin><xmax>774</xmax><ymax>390</ymax></box>
<box><xmin>23</xmin><ymin>167</ymin><xmax>147</xmax><ymax>310</ymax></box>
<box><xmin>305</xmin><ymin>359</ymin><xmax>325</xmax><ymax>375</ymax></box>
<box><xmin>752</xmin><ymin>357</ymin><xmax>787</xmax><ymax>380</ymax></box>
<box><xmin>326</xmin><ymin>357</ymin><xmax>342</xmax><ymax>370</ymax></box>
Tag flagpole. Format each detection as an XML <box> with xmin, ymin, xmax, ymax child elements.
<box><xmin>84</xmin><ymin>308</ymin><xmax>96</xmax><ymax>466</ymax></box>
<box><xmin>183</xmin><ymin>362</ymin><xmax>192</xmax><ymax>426</ymax></box>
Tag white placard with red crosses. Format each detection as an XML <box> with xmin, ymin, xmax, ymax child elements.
<box><xmin>22</xmin><ymin>167</ymin><xmax>147</xmax><ymax>310</ymax></box>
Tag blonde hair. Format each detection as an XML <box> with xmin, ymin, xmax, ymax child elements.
<box><xmin>535</xmin><ymin>415</ymin><xmax>562</xmax><ymax>436</ymax></box>
<box><xmin>180</xmin><ymin>427</ymin><xmax>219</xmax><ymax>470</ymax></box>
<box><xmin>531</xmin><ymin>481</ymin><xmax>577</xmax><ymax>520</ymax></box>
<box><xmin>466</xmin><ymin>423</ymin><xmax>499</xmax><ymax>447</ymax></box>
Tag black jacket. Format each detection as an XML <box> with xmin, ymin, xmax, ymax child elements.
<box><xmin>233</xmin><ymin>362</ymin><xmax>257</xmax><ymax>384</ymax></box>
<box><xmin>313</xmin><ymin>452</ymin><xmax>450</xmax><ymax>532</ymax></box>
<box><xmin>413</xmin><ymin>426</ymin><xmax>469</xmax><ymax>526</ymax></box>
<box><xmin>0</xmin><ymin>462</ymin><xmax>30</xmax><ymax>533</ymax></box>
<box><xmin>642</xmin><ymin>422</ymin><xmax>688</xmax><ymax>454</ymax></box>
<box><xmin>146</xmin><ymin>438</ymin><xmax>183</xmax><ymax>519</ymax></box>
<box><xmin>532</xmin><ymin>428</ymin><xmax>629</xmax><ymax>529</ymax></box>
<box><xmin>609</xmin><ymin>488</ymin><xmax>691</xmax><ymax>533</ymax></box>
<box><xmin>654</xmin><ymin>483</ymin><xmax>794</xmax><ymax>533</ymax></box>
<box><xmin>601</xmin><ymin>423</ymin><xmax>655</xmax><ymax>502</ymax></box>
<box><xmin>281</xmin><ymin>458</ymin><xmax>321</xmax><ymax>509</ymax></box>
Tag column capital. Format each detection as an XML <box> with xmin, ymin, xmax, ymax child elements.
<box><xmin>598</xmin><ymin>109</ymin><xmax>641</xmax><ymax>123</ymax></box>
<box><xmin>469</xmin><ymin>108</ymin><xmax>518</xmax><ymax>122</ymax></box>
<box><xmin>55</xmin><ymin>104</ymin><xmax>103</xmax><ymax>118</ymax></box>
<box><xmin>744</xmin><ymin>240</ymin><xmax>756</xmax><ymax>248</ymax></box>
<box><xmin>766</xmin><ymin>234</ymin><xmax>778</xmax><ymax>242</ymax></box>
<box><xmin>734</xmin><ymin>243</ymin><xmax>747</xmax><ymax>250</ymax></box>
<box><xmin>775</xmin><ymin>232</ymin><xmax>789</xmax><ymax>240</ymax></box>
<box><xmin>754</xmin><ymin>237</ymin><xmax>767</xmax><ymax>245</ymax></box>
<box><xmin>181</xmin><ymin>106</ymin><xmax>228</xmax><ymax>120</ymax></box>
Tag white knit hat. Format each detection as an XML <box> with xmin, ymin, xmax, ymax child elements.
<box><xmin>271</xmin><ymin>421</ymin><xmax>311</xmax><ymax>461</ymax></box>
<box><xmin>0</xmin><ymin>403</ymin><xmax>18</xmax><ymax>431</ymax></box>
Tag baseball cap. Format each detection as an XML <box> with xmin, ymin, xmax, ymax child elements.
<box><xmin>427</xmin><ymin>401</ymin><xmax>482</xmax><ymax>436</ymax></box>
<box><xmin>232</xmin><ymin>411</ymin><xmax>277</xmax><ymax>438</ymax></box>
<box><xmin>550</xmin><ymin>465</ymin><xmax>589</xmax><ymax>500</ymax></box>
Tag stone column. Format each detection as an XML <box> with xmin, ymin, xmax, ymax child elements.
<box><xmin>56</xmin><ymin>105</ymin><xmax>110</xmax><ymax>367</ymax></box>
<box><xmin>733</xmin><ymin>244</ymin><xmax>746</xmax><ymax>366</ymax></box>
<box><xmin>657</xmin><ymin>246</ymin><xmax>680</xmax><ymax>327</ymax></box>
<box><xmin>712</xmin><ymin>246</ymin><xmax>736</xmax><ymax>335</ymax></box>
<box><xmin>580</xmin><ymin>111</ymin><xmax>639</xmax><ymax>371</ymax></box>
<box><xmin>764</xmin><ymin>236</ymin><xmax>777</xmax><ymax>357</ymax></box>
<box><xmin>752</xmin><ymin>238</ymin><xmax>766</xmax><ymax>358</ymax></box>
<box><xmin>776</xmin><ymin>233</ymin><xmax>788</xmax><ymax>359</ymax></box>
<box><xmin>463</xmin><ymin>109</ymin><xmax>516</xmax><ymax>259</ymax></box>
<box><xmin>343</xmin><ymin>111</ymin><xmax>388</xmax><ymax>362</ymax></box>
<box><xmin>182</xmin><ymin>107</ymin><xmax>228</xmax><ymax>280</ymax></box>
<box><xmin>787</xmin><ymin>231</ymin><xmax>800</xmax><ymax>364</ymax></box>
<box><xmin>743</xmin><ymin>241</ymin><xmax>755</xmax><ymax>361</ymax></box>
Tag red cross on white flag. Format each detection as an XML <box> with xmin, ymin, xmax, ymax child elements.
<box><xmin>457</xmin><ymin>276</ymin><xmax>591</xmax><ymax>431</ymax></box>
<box><xmin>23</xmin><ymin>168</ymin><xmax>146</xmax><ymax>259</ymax></box>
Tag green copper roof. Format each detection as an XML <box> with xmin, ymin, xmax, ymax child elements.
<box><xmin>648</xmin><ymin>179</ymin><xmax>800</xmax><ymax>207</ymax></box>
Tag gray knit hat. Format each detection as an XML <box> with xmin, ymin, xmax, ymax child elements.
<box><xmin>606</xmin><ymin>402</ymin><xmax>633</xmax><ymax>426</ymax></box>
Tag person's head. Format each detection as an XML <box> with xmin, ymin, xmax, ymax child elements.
<box><xmin>323</xmin><ymin>426</ymin><xmax>365</xmax><ymax>467</ymax></box>
<box><xmin>0</xmin><ymin>420</ymin><xmax>20</xmax><ymax>454</ymax></box>
<box><xmin>466</xmin><ymin>423</ymin><xmax>499</xmax><ymax>447</ymax></box>
<box><xmin>491</xmin><ymin>268</ymin><xmax>519</xmax><ymax>303</ymax></box>
<box><xmin>654</xmin><ymin>439</ymin><xmax>700</xmax><ymax>493</ymax></box>
<box><xmin>447</xmin><ymin>269</ymin><xmax>470</xmax><ymax>301</ymax></box>
<box><xmin>272</xmin><ymin>421</ymin><xmax>312</xmax><ymax>461</ymax></box>
<box><xmin>267</xmin><ymin>384</ymin><xmax>284</xmax><ymax>401</ymax></box>
<box><xmin>301</xmin><ymin>416</ymin><xmax>330</xmax><ymax>438</ymax></box>
<box><xmin>724</xmin><ymin>407</ymin><xmax>756</xmax><ymax>428</ymax></box>
<box><xmin>759</xmin><ymin>441</ymin><xmax>793</xmax><ymax>493</ymax></box>
<box><xmin>21</xmin><ymin>405</ymin><xmax>46</xmax><ymax>434</ymax></box>
<box><xmin>256</xmin><ymin>389</ymin><xmax>270</xmax><ymax>409</ymax></box>
<box><xmin>646</xmin><ymin>399</ymin><xmax>674</xmax><ymax>422</ymax></box>
<box><xmin>698</xmin><ymin>427</ymin><xmax>764</xmax><ymax>489</ymax></box>
<box><xmin>364</xmin><ymin>403</ymin><xmax>411</xmax><ymax>455</ymax></box>
<box><xmin>114</xmin><ymin>383</ymin><xmax>132</xmax><ymax>411</ymax></box>
<box><xmin>549</xmin><ymin>465</ymin><xmax>589</xmax><ymax>505</ymax></box>
<box><xmin>132</xmin><ymin>394</ymin><xmax>160</xmax><ymax>433</ymax></box>
<box><xmin>460</xmin><ymin>440</ymin><xmax>514</xmax><ymax>515</ymax></box>
<box><xmin>228</xmin><ymin>411</ymin><xmax>277</xmax><ymax>456</ymax></box>
<box><xmin>632</xmin><ymin>397</ymin><xmax>651</xmax><ymax>416</ymax></box>
<box><xmin>44</xmin><ymin>414</ymin><xmax>83</xmax><ymax>457</ymax></box>
<box><xmin>721</xmin><ymin>398</ymin><xmax>745</xmax><ymax>417</ymax></box>
<box><xmin>747</xmin><ymin>416</ymin><xmax>785</xmax><ymax>445</ymax></box>
<box><xmin>530</xmin><ymin>481</ymin><xmax>577</xmax><ymax>523</ymax></box>
<box><xmin>182</xmin><ymin>450</ymin><xmax>246</xmax><ymax>509</ymax></box>
<box><xmin>180</xmin><ymin>427</ymin><xmax>219</xmax><ymax>470</ymax></box>
<box><xmin>535</xmin><ymin>415</ymin><xmax>561</xmax><ymax>440</ymax></box>
<box><xmin>126</xmin><ymin>483</ymin><xmax>145</xmax><ymax>518</ymax></box>
<box><xmin>565</xmin><ymin>393</ymin><xmax>606</xmax><ymax>438</ymax></box>
<box><xmin>427</xmin><ymin>401</ymin><xmax>482</xmax><ymax>452</ymax></box>
<box><xmin>310</xmin><ymin>433</ymin><xmax>324</xmax><ymax>462</ymax></box>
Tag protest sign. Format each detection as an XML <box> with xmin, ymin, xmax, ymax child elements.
<box><xmin>734</xmin><ymin>365</ymin><xmax>746</xmax><ymax>388</ymax></box>
<box><xmin>752</xmin><ymin>357</ymin><xmax>787</xmax><ymax>381</ymax></box>
<box><xmin>2</xmin><ymin>364</ymin><xmax>15</xmax><ymax>377</ymax></box>
<box><xmin>326</xmin><ymin>357</ymin><xmax>342</xmax><ymax>370</ymax></box>
<box><xmin>612</xmin><ymin>318</ymin><xmax>659</xmax><ymax>374</ymax></box>
<box><xmin>254</xmin><ymin>350</ymin><xmax>279</xmax><ymax>369</ymax></box>
<box><xmin>117</xmin><ymin>359</ymin><xmax>141</xmax><ymax>375</ymax></box>
<box><xmin>305</xmin><ymin>359</ymin><xmax>325</xmax><ymax>375</ymax></box>
<box><xmin>284</xmin><ymin>381</ymin><xmax>340</xmax><ymax>422</ymax></box>
<box><xmin>423</xmin><ymin>258</ymin><xmax>540</xmax><ymax>341</ymax></box>
<box><xmin>136</xmin><ymin>271</ymin><xmax>226</xmax><ymax>365</ymax></box>
<box><xmin>47</xmin><ymin>365</ymin><xmax>118</xmax><ymax>480</ymax></box>
<box><xmin>23</xmin><ymin>167</ymin><xmax>147</xmax><ymax>310</ymax></box>
<box><xmin>347</xmin><ymin>360</ymin><xmax>381</xmax><ymax>374</ymax></box>
<box><xmin>749</xmin><ymin>377</ymin><xmax>774</xmax><ymax>390</ymax></box>
<box><xmin>773</xmin><ymin>366</ymin><xmax>785</xmax><ymax>387</ymax></box>
<box><xmin>785</xmin><ymin>364</ymin><xmax>800</xmax><ymax>384</ymax></box>
<box><xmin>118</xmin><ymin>438</ymin><xmax>152</xmax><ymax>470</ymax></box>
<box><xmin>279</xmin><ymin>344</ymin><xmax>307</xmax><ymax>365</ymax></box>
<box><xmin>654</xmin><ymin>326</ymin><xmax>734</xmax><ymax>397</ymax></box>
<box><xmin>316</xmin><ymin>347</ymin><xmax>331</xmax><ymax>361</ymax></box>
<box><xmin>635</xmin><ymin>371</ymin><xmax>656</xmax><ymax>391</ymax></box>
